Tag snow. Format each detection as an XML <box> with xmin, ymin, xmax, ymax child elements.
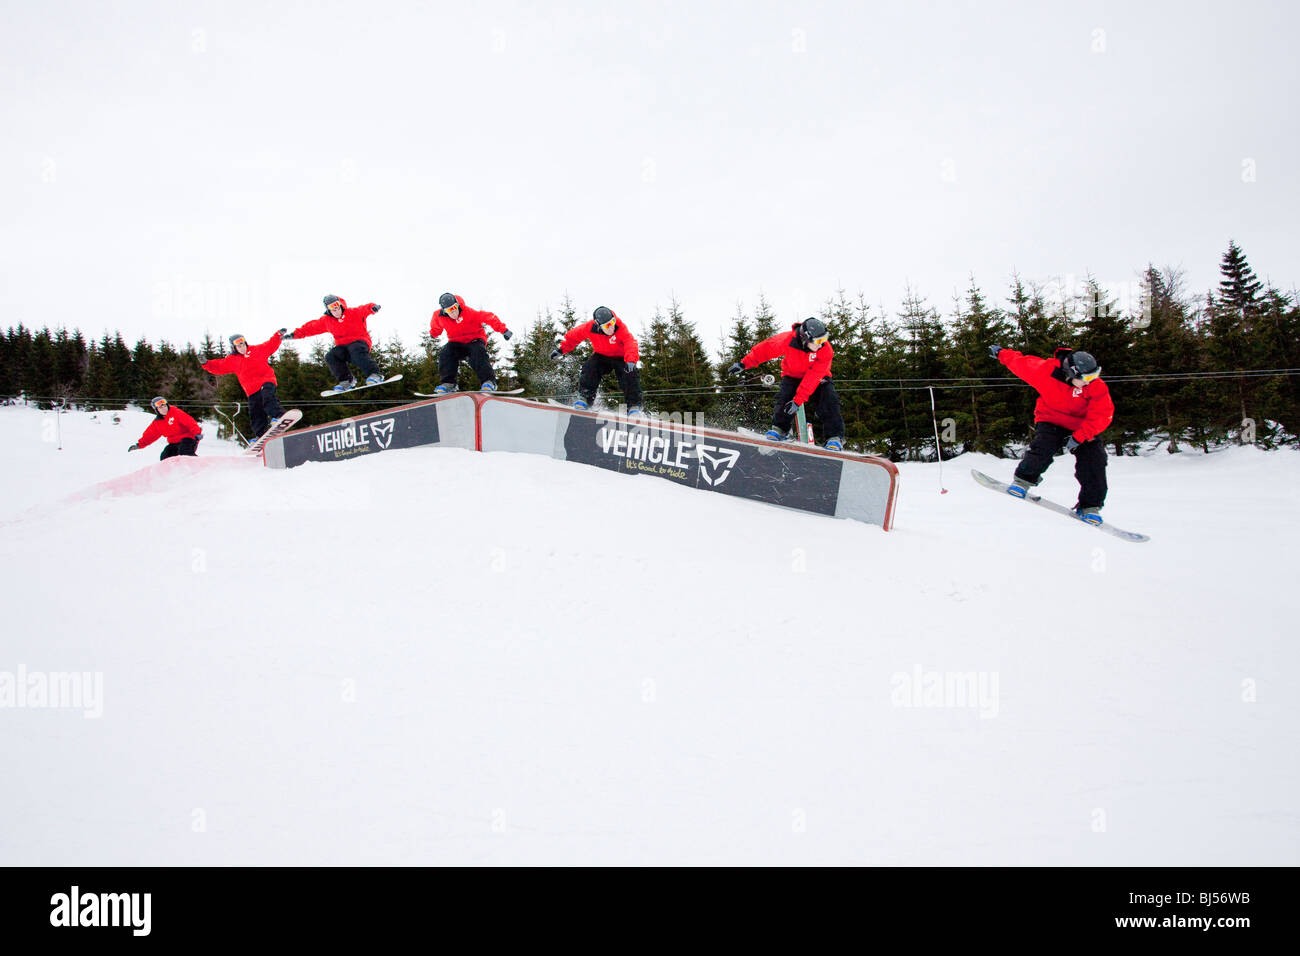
<box><xmin>1</xmin><ymin>404</ymin><xmax>1297</xmax><ymax>865</ymax></box>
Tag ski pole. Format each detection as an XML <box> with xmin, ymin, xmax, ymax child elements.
<box><xmin>928</xmin><ymin>386</ymin><xmax>948</xmax><ymax>494</ymax></box>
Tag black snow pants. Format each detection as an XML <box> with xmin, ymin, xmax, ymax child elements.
<box><xmin>326</xmin><ymin>341</ymin><xmax>380</xmax><ymax>383</ymax></box>
<box><xmin>773</xmin><ymin>376</ymin><xmax>845</xmax><ymax>440</ymax></box>
<box><xmin>578</xmin><ymin>354</ymin><xmax>642</xmax><ymax>407</ymax></box>
<box><xmin>248</xmin><ymin>382</ymin><xmax>285</xmax><ymax>437</ymax></box>
<box><xmin>438</xmin><ymin>338</ymin><xmax>495</xmax><ymax>386</ymax></box>
<box><xmin>1014</xmin><ymin>421</ymin><xmax>1108</xmax><ymax>509</ymax></box>
<box><xmin>160</xmin><ymin>437</ymin><xmax>199</xmax><ymax>460</ymax></box>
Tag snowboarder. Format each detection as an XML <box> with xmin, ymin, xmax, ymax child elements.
<box><xmin>549</xmin><ymin>306</ymin><xmax>642</xmax><ymax>413</ymax></box>
<box><xmin>128</xmin><ymin>396</ymin><xmax>203</xmax><ymax>459</ymax></box>
<box><xmin>427</xmin><ymin>292</ymin><xmax>513</xmax><ymax>393</ymax></box>
<box><xmin>201</xmin><ymin>331</ymin><xmax>289</xmax><ymax>438</ymax></box>
<box><xmin>990</xmin><ymin>344</ymin><xmax>1114</xmax><ymax>525</ymax></box>
<box><xmin>292</xmin><ymin>295</ymin><xmax>387</xmax><ymax>393</ymax></box>
<box><xmin>726</xmin><ymin>317</ymin><xmax>845</xmax><ymax>450</ymax></box>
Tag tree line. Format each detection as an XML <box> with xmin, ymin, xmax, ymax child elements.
<box><xmin>2</xmin><ymin>241</ymin><xmax>1296</xmax><ymax>459</ymax></box>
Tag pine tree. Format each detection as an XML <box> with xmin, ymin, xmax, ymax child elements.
<box><xmin>28</xmin><ymin>328</ymin><xmax>56</xmax><ymax>402</ymax></box>
<box><xmin>1207</xmin><ymin>241</ymin><xmax>1265</xmax><ymax>441</ymax></box>
<box><xmin>897</xmin><ymin>286</ymin><xmax>949</xmax><ymax>460</ymax></box>
<box><xmin>515</xmin><ymin>309</ymin><xmax>568</xmax><ymax>398</ymax></box>
<box><xmin>1217</xmin><ymin>240</ymin><xmax>1263</xmax><ymax>314</ymax></box>
<box><xmin>712</xmin><ymin>302</ymin><xmax>764</xmax><ymax>429</ymax></box>
<box><xmin>637</xmin><ymin>308</ymin><xmax>673</xmax><ymax>407</ymax></box>
<box><xmin>1076</xmin><ymin>277</ymin><xmax>1138</xmax><ymax>455</ymax></box>
<box><xmin>656</xmin><ymin>298</ymin><xmax>715</xmax><ymax>418</ymax></box>
<box><xmin>1130</xmin><ymin>266</ymin><xmax>1207</xmax><ymax>451</ymax></box>
<box><xmin>946</xmin><ymin>280</ymin><xmax>1017</xmax><ymax>454</ymax></box>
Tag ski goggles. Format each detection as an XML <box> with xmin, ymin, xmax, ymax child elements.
<box><xmin>1079</xmin><ymin>368</ymin><xmax>1102</xmax><ymax>384</ymax></box>
<box><xmin>598</xmin><ymin>317</ymin><xmax>617</xmax><ymax>335</ymax></box>
<box><xmin>443</xmin><ymin>303</ymin><xmax>461</xmax><ymax>317</ymax></box>
<box><xmin>150</xmin><ymin>398</ymin><xmax>169</xmax><ymax>412</ymax></box>
<box><xmin>231</xmin><ymin>336</ymin><xmax>247</xmax><ymax>349</ymax></box>
<box><xmin>807</xmin><ymin>334</ymin><xmax>829</xmax><ymax>350</ymax></box>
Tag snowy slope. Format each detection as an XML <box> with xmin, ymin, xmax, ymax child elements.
<box><xmin>1</xmin><ymin>405</ymin><xmax>1297</xmax><ymax>865</ymax></box>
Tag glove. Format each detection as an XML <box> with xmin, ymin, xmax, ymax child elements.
<box><xmin>1065</xmin><ymin>436</ymin><xmax>1080</xmax><ymax>453</ymax></box>
<box><xmin>195</xmin><ymin>433</ymin><xmax>204</xmax><ymax>442</ymax></box>
<box><xmin>128</xmin><ymin>443</ymin><xmax>139</xmax><ymax>452</ymax></box>
<box><xmin>784</xmin><ymin>400</ymin><xmax>800</xmax><ymax>416</ymax></box>
<box><xmin>989</xmin><ymin>345</ymin><xmax>1003</xmax><ymax>359</ymax></box>
<box><xmin>726</xmin><ymin>361</ymin><xmax>744</xmax><ymax>376</ymax></box>
<box><xmin>371</xmin><ymin>304</ymin><xmax>381</xmax><ymax>313</ymax></box>
<box><xmin>625</xmin><ymin>361</ymin><xmax>636</xmax><ymax>373</ymax></box>
<box><xmin>278</xmin><ymin>327</ymin><xmax>293</xmax><ymax>340</ymax></box>
<box><xmin>502</xmin><ymin>329</ymin><xmax>513</xmax><ymax>341</ymax></box>
<box><xmin>549</xmin><ymin>347</ymin><xmax>563</xmax><ymax>361</ymax></box>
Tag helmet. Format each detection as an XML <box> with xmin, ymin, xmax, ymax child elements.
<box><xmin>150</xmin><ymin>396</ymin><xmax>169</xmax><ymax>414</ymax></box>
<box><xmin>1063</xmin><ymin>350</ymin><xmax>1101</xmax><ymax>382</ymax></box>
<box><xmin>438</xmin><ymin>292</ymin><xmax>459</xmax><ymax>311</ymax></box>
<box><xmin>229</xmin><ymin>333</ymin><xmax>247</xmax><ymax>350</ymax></box>
<box><xmin>593</xmin><ymin>306</ymin><xmax>616</xmax><ymax>333</ymax></box>
<box><xmin>323</xmin><ymin>294</ymin><xmax>343</xmax><ymax>312</ymax></box>
<box><xmin>800</xmin><ymin>317</ymin><xmax>829</xmax><ymax>350</ymax></box>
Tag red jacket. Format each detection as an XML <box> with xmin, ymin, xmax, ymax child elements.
<box><xmin>136</xmin><ymin>407</ymin><xmax>202</xmax><ymax>448</ymax></box>
<box><xmin>999</xmin><ymin>348</ymin><xmax>1114</xmax><ymax>441</ymax></box>
<box><xmin>559</xmin><ymin>314</ymin><xmax>640</xmax><ymax>363</ymax></box>
<box><xmin>741</xmin><ymin>325</ymin><xmax>834</xmax><ymax>405</ymax></box>
<box><xmin>201</xmin><ymin>333</ymin><xmax>282</xmax><ymax>395</ymax></box>
<box><xmin>429</xmin><ymin>295</ymin><xmax>508</xmax><ymax>344</ymax></box>
<box><xmin>293</xmin><ymin>297</ymin><xmax>376</xmax><ymax>348</ymax></box>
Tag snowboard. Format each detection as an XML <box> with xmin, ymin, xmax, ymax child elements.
<box><xmin>970</xmin><ymin>469</ymin><xmax>1150</xmax><ymax>543</ymax></box>
<box><xmin>319</xmin><ymin>374</ymin><xmax>403</xmax><ymax>398</ymax></box>
<box><xmin>244</xmin><ymin>409</ymin><xmax>303</xmax><ymax>456</ymax></box>
<box><xmin>414</xmin><ymin>387</ymin><xmax>524</xmax><ymax>397</ymax></box>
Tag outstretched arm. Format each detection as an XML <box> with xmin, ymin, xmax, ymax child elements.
<box><xmin>997</xmin><ymin>348</ymin><xmax>1052</xmax><ymax>384</ymax></box>
<box><xmin>247</xmin><ymin>332</ymin><xmax>283</xmax><ymax>360</ymax></box>
<box><xmin>741</xmin><ymin>333</ymin><xmax>786</xmax><ymax>369</ymax></box>
<box><xmin>135</xmin><ymin>419</ymin><xmax>162</xmax><ymax>449</ymax></box>
<box><xmin>559</xmin><ymin>324</ymin><xmax>589</xmax><ymax>354</ymax></box>
<box><xmin>292</xmin><ymin>317</ymin><xmax>327</xmax><ymax>339</ymax></box>
<box><xmin>474</xmin><ymin>308</ymin><xmax>508</xmax><ymax>335</ymax></box>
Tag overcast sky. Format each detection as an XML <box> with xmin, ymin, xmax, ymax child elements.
<box><xmin>3</xmin><ymin>0</ymin><xmax>1295</xmax><ymax>357</ymax></box>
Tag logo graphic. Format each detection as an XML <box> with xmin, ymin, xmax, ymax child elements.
<box><xmin>370</xmin><ymin>418</ymin><xmax>395</xmax><ymax>449</ymax></box>
<box><xmin>697</xmin><ymin>445</ymin><xmax>740</xmax><ymax>486</ymax></box>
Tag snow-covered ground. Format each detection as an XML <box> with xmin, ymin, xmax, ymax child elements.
<box><xmin>1</xmin><ymin>404</ymin><xmax>1296</xmax><ymax>865</ymax></box>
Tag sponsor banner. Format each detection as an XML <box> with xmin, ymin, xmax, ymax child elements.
<box><xmin>279</xmin><ymin>403</ymin><xmax>441</xmax><ymax>468</ymax></box>
<box><xmin>563</xmin><ymin>414</ymin><xmax>842</xmax><ymax>516</ymax></box>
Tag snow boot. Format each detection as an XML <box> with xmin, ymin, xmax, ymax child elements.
<box><xmin>480</xmin><ymin>380</ymin><xmax>498</xmax><ymax>392</ymax></box>
<box><xmin>824</xmin><ymin>436</ymin><xmax>845</xmax><ymax>451</ymax></box>
<box><xmin>627</xmin><ymin>406</ymin><xmax>643</xmax><ymax>418</ymax></box>
<box><xmin>1077</xmin><ymin>506</ymin><xmax>1103</xmax><ymax>526</ymax></box>
<box><xmin>331</xmin><ymin>378</ymin><xmax>356</xmax><ymax>393</ymax></box>
<box><xmin>433</xmin><ymin>383</ymin><xmax>457</xmax><ymax>394</ymax></box>
<box><xmin>764</xmin><ymin>427</ymin><xmax>788</xmax><ymax>441</ymax></box>
<box><xmin>1007</xmin><ymin>476</ymin><xmax>1033</xmax><ymax>498</ymax></box>
<box><xmin>365</xmin><ymin>372</ymin><xmax>385</xmax><ymax>386</ymax></box>
<box><xmin>573</xmin><ymin>398</ymin><xmax>591</xmax><ymax>410</ymax></box>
